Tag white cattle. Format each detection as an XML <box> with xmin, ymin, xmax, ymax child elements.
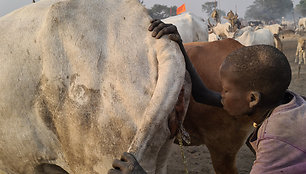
<box><xmin>263</xmin><ymin>24</ymin><xmax>283</xmax><ymax>51</ymax></box>
<box><xmin>298</xmin><ymin>17</ymin><xmax>306</xmax><ymax>31</ymax></box>
<box><xmin>281</xmin><ymin>20</ymin><xmax>295</xmax><ymax>30</ymax></box>
<box><xmin>211</xmin><ymin>24</ymin><xmax>274</xmax><ymax>47</ymax></box>
<box><xmin>0</xmin><ymin>0</ymin><xmax>191</xmax><ymax>174</ymax></box>
<box><xmin>208</xmin><ymin>33</ymin><xmax>221</xmax><ymax>42</ymax></box>
<box><xmin>211</xmin><ymin>22</ymin><xmax>232</xmax><ymax>38</ymax></box>
<box><xmin>235</xmin><ymin>28</ymin><xmax>274</xmax><ymax>46</ymax></box>
<box><xmin>162</xmin><ymin>12</ymin><xmax>208</xmax><ymax>43</ymax></box>
<box><xmin>233</xmin><ymin>26</ymin><xmax>254</xmax><ymax>38</ymax></box>
<box><xmin>264</xmin><ymin>24</ymin><xmax>282</xmax><ymax>35</ymax></box>
<box><xmin>296</xmin><ymin>37</ymin><xmax>306</xmax><ymax>65</ymax></box>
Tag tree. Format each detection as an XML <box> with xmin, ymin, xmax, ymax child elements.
<box><xmin>202</xmin><ymin>1</ymin><xmax>225</xmax><ymax>17</ymax></box>
<box><xmin>202</xmin><ymin>1</ymin><xmax>217</xmax><ymax>15</ymax></box>
<box><xmin>296</xmin><ymin>0</ymin><xmax>306</xmax><ymax>16</ymax></box>
<box><xmin>202</xmin><ymin>1</ymin><xmax>225</xmax><ymax>24</ymax></box>
<box><xmin>147</xmin><ymin>4</ymin><xmax>177</xmax><ymax>19</ymax></box>
<box><xmin>245</xmin><ymin>0</ymin><xmax>293</xmax><ymax>22</ymax></box>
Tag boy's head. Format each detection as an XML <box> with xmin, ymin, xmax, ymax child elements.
<box><xmin>219</xmin><ymin>45</ymin><xmax>291</xmax><ymax>116</ymax></box>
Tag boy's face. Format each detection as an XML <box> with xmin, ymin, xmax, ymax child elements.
<box><xmin>220</xmin><ymin>64</ymin><xmax>252</xmax><ymax>116</ymax></box>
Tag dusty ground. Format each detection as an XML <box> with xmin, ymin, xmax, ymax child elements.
<box><xmin>167</xmin><ymin>35</ymin><xmax>306</xmax><ymax>174</ymax></box>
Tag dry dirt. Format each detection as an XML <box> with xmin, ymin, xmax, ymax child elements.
<box><xmin>167</xmin><ymin>35</ymin><xmax>306</xmax><ymax>174</ymax></box>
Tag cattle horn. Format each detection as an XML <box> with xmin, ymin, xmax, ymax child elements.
<box><xmin>208</xmin><ymin>19</ymin><xmax>214</xmax><ymax>28</ymax></box>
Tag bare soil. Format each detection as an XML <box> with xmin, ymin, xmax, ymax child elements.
<box><xmin>167</xmin><ymin>35</ymin><xmax>306</xmax><ymax>174</ymax></box>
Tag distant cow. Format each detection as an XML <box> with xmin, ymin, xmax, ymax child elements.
<box><xmin>264</xmin><ymin>24</ymin><xmax>282</xmax><ymax>35</ymax></box>
<box><xmin>0</xmin><ymin>0</ymin><xmax>190</xmax><ymax>173</ymax></box>
<box><xmin>296</xmin><ymin>37</ymin><xmax>306</xmax><ymax>65</ymax></box>
<box><xmin>183</xmin><ymin>39</ymin><xmax>254</xmax><ymax>174</ymax></box>
<box><xmin>298</xmin><ymin>17</ymin><xmax>306</xmax><ymax>31</ymax></box>
<box><xmin>210</xmin><ymin>22</ymin><xmax>233</xmax><ymax>39</ymax></box>
<box><xmin>235</xmin><ymin>28</ymin><xmax>274</xmax><ymax>46</ymax></box>
<box><xmin>162</xmin><ymin>12</ymin><xmax>208</xmax><ymax>43</ymax></box>
<box><xmin>211</xmin><ymin>24</ymin><xmax>275</xmax><ymax>48</ymax></box>
<box><xmin>264</xmin><ymin>24</ymin><xmax>283</xmax><ymax>51</ymax></box>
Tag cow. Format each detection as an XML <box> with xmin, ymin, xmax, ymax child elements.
<box><xmin>298</xmin><ymin>17</ymin><xmax>306</xmax><ymax>32</ymax></box>
<box><xmin>0</xmin><ymin>0</ymin><xmax>191</xmax><ymax>174</ymax></box>
<box><xmin>162</xmin><ymin>12</ymin><xmax>208</xmax><ymax>43</ymax></box>
<box><xmin>296</xmin><ymin>37</ymin><xmax>306</xmax><ymax>65</ymax></box>
<box><xmin>296</xmin><ymin>37</ymin><xmax>306</xmax><ymax>77</ymax></box>
<box><xmin>235</xmin><ymin>28</ymin><xmax>275</xmax><ymax>46</ymax></box>
<box><xmin>263</xmin><ymin>24</ymin><xmax>283</xmax><ymax>51</ymax></box>
<box><xmin>210</xmin><ymin>22</ymin><xmax>233</xmax><ymax>39</ymax></box>
<box><xmin>264</xmin><ymin>24</ymin><xmax>282</xmax><ymax>35</ymax></box>
<box><xmin>211</xmin><ymin>24</ymin><xmax>275</xmax><ymax>48</ymax></box>
<box><xmin>183</xmin><ymin>39</ymin><xmax>254</xmax><ymax>174</ymax></box>
<box><xmin>208</xmin><ymin>33</ymin><xmax>221</xmax><ymax>42</ymax></box>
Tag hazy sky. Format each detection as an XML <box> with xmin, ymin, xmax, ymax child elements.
<box><xmin>0</xmin><ymin>0</ymin><xmax>301</xmax><ymax>18</ymax></box>
<box><xmin>142</xmin><ymin>0</ymin><xmax>300</xmax><ymax>18</ymax></box>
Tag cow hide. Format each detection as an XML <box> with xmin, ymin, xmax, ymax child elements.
<box><xmin>0</xmin><ymin>0</ymin><xmax>187</xmax><ymax>173</ymax></box>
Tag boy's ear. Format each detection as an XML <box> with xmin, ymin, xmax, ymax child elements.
<box><xmin>248</xmin><ymin>91</ymin><xmax>260</xmax><ymax>108</ymax></box>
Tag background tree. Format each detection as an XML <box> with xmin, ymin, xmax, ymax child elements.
<box><xmin>202</xmin><ymin>1</ymin><xmax>225</xmax><ymax>25</ymax></box>
<box><xmin>202</xmin><ymin>1</ymin><xmax>217</xmax><ymax>15</ymax></box>
<box><xmin>245</xmin><ymin>0</ymin><xmax>293</xmax><ymax>23</ymax></box>
<box><xmin>147</xmin><ymin>4</ymin><xmax>177</xmax><ymax>19</ymax></box>
<box><xmin>202</xmin><ymin>1</ymin><xmax>225</xmax><ymax>17</ymax></box>
<box><xmin>295</xmin><ymin>0</ymin><xmax>306</xmax><ymax>16</ymax></box>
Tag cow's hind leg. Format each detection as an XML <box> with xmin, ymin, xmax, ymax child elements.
<box><xmin>206</xmin><ymin>144</ymin><xmax>238</xmax><ymax>174</ymax></box>
<box><xmin>203</xmin><ymin>120</ymin><xmax>252</xmax><ymax>174</ymax></box>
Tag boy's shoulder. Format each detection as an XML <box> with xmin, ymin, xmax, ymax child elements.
<box><xmin>259</xmin><ymin>91</ymin><xmax>306</xmax><ymax>151</ymax></box>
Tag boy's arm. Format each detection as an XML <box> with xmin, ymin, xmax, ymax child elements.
<box><xmin>177</xmin><ymin>42</ymin><xmax>222</xmax><ymax>107</ymax></box>
<box><xmin>149</xmin><ymin>19</ymin><xmax>222</xmax><ymax>107</ymax></box>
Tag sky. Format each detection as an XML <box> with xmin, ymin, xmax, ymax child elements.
<box><xmin>142</xmin><ymin>0</ymin><xmax>301</xmax><ymax>18</ymax></box>
<box><xmin>0</xmin><ymin>0</ymin><xmax>301</xmax><ymax>18</ymax></box>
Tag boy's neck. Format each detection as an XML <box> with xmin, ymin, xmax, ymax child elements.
<box><xmin>251</xmin><ymin>92</ymin><xmax>293</xmax><ymax>124</ymax></box>
<box><xmin>252</xmin><ymin>107</ymin><xmax>276</xmax><ymax>124</ymax></box>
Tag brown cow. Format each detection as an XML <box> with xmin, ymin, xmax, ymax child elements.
<box><xmin>183</xmin><ymin>39</ymin><xmax>254</xmax><ymax>174</ymax></box>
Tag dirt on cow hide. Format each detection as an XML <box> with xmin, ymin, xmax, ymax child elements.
<box><xmin>167</xmin><ymin>36</ymin><xmax>306</xmax><ymax>174</ymax></box>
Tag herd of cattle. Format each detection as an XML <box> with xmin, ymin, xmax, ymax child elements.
<box><xmin>0</xmin><ymin>0</ymin><xmax>304</xmax><ymax>174</ymax></box>
<box><xmin>163</xmin><ymin>12</ymin><xmax>306</xmax><ymax>67</ymax></box>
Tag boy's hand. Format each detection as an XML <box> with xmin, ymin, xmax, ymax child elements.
<box><xmin>148</xmin><ymin>19</ymin><xmax>182</xmax><ymax>43</ymax></box>
<box><xmin>108</xmin><ymin>152</ymin><xmax>147</xmax><ymax>174</ymax></box>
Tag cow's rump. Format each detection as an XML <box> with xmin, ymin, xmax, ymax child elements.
<box><xmin>0</xmin><ymin>0</ymin><xmax>187</xmax><ymax>173</ymax></box>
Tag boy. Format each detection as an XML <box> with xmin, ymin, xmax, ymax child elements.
<box><xmin>108</xmin><ymin>20</ymin><xmax>306</xmax><ymax>174</ymax></box>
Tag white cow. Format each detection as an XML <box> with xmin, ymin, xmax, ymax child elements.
<box><xmin>263</xmin><ymin>24</ymin><xmax>283</xmax><ymax>51</ymax></box>
<box><xmin>264</xmin><ymin>24</ymin><xmax>282</xmax><ymax>35</ymax></box>
<box><xmin>235</xmin><ymin>28</ymin><xmax>274</xmax><ymax>46</ymax></box>
<box><xmin>211</xmin><ymin>22</ymin><xmax>232</xmax><ymax>39</ymax></box>
<box><xmin>211</xmin><ymin>24</ymin><xmax>274</xmax><ymax>47</ymax></box>
<box><xmin>298</xmin><ymin>17</ymin><xmax>306</xmax><ymax>31</ymax></box>
<box><xmin>233</xmin><ymin>26</ymin><xmax>254</xmax><ymax>37</ymax></box>
<box><xmin>208</xmin><ymin>33</ymin><xmax>221</xmax><ymax>42</ymax></box>
<box><xmin>162</xmin><ymin>12</ymin><xmax>208</xmax><ymax>43</ymax></box>
<box><xmin>0</xmin><ymin>0</ymin><xmax>191</xmax><ymax>174</ymax></box>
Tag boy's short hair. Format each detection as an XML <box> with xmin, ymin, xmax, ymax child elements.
<box><xmin>223</xmin><ymin>45</ymin><xmax>292</xmax><ymax>105</ymax></box>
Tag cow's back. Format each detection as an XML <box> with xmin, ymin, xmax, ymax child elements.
<box><xmin>162</xmin><ymin>12</ymin><xmax>208</xmax><ymax>43</ymax></box>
